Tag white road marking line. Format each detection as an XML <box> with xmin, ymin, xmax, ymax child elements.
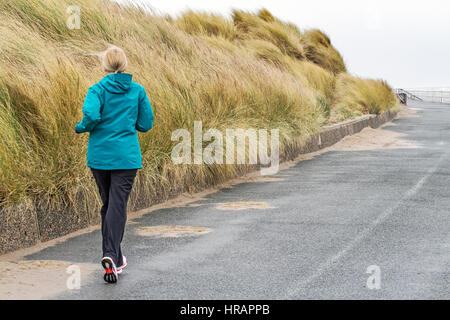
<box><xmin>285</xmin><ymin>153</ymin><xmax>448</xmax><ymax>299</ymax></box>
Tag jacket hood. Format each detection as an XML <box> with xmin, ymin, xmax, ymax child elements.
<box><xmin>98</xmin><ymin>73</ymin><xmax>133</xmax><ymax>94</ymax></box>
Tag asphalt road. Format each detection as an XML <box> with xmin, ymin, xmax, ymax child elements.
<box><xmin>27</xmin><ymin>101</ymin><xmax>450</xmax><ymax>299</ymax></box>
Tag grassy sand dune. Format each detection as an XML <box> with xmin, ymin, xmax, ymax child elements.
<box><xmin>0</xmin><ymin>0</ymin><xmax>398</xmax><ymax>234</ymax></box>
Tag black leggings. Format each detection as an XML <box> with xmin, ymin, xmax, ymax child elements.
<box><xmin>90</xmin><ymin>168</ymin><xmax>138</xmax><ymax>267</ymax></box>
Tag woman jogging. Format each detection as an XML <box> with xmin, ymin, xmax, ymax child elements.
<box><xmin>75</xmin><ymin>46</ymin><xmax>154</xmax><ymax>283</ymax></box>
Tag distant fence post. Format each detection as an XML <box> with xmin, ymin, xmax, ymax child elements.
<box><xmin>397</xmin><ymin>92</ymin><xmax>407</xmax><ymax>105</ymax></box>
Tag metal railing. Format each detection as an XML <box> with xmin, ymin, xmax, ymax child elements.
<box><xmin>394</xmin><ymin>88</ymin><xmax>423</xmax><ymax>104</ymax></box>
<box><xmin>394</xmin><ymin>89</ymin><xmax>423</xmax><ymax>101</ymax></box>
<box><xmin>403</xmin><ymin>89</ymin><xmax>450</xmax><ymax>104</ymax></box>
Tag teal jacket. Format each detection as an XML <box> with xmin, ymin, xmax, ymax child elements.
<box><xmin>75</xmin><ymin>73</ymin><xmax>154</xmax><ymax>170</ymax></box>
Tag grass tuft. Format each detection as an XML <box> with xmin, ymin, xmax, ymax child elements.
<box><xmin>302</xmin><ymin>29</ymin><xmax>346</xmax><ymax>74</ymax></box>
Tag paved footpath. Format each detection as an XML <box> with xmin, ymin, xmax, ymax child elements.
<box><xmin>25</xmin><ymin>101</ymin><xmax>450</xmax><ymax>299</ymax></box>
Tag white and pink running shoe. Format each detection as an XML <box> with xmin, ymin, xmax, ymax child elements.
<box><xmin>117</xmin><ymin>256</ymin><xmax>127</xmax><ymax>274</ymax></box>
<box><xmin>101</xmin><ymin>257</ymin><xmax>118</xmax><ymax>284</ymax></box>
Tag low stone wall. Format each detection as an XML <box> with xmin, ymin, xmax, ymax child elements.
<box><xmin>0</xmin><ymin>108</ymin><xmax>399</xmax><ymax>255</ymax></box>
<box><xmin>316</xmin><ymin>108</ymin><xmax>398</xmax><ymax>152</ymax></box>
<box><xmin>0</xmin><ymin>200</ymin><xmax>40</xmax><ymax>254</ymax></box>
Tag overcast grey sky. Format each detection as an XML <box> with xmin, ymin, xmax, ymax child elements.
<box><xmin>136</xmin><ymin>0</ymin><xmax>450</xmax><ymax>88</ymax></box>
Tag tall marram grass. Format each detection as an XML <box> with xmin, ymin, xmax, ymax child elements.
<box><xmin>0</xmin><ymin>0</ymin><xmax>397</xmax><ymax>226</ymax></box>
<box><xmin>331</xmin><ymin>74</ymin><xmax>398</xmax><ymax>122</ymax></box>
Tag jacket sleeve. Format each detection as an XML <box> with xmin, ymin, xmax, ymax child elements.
<box><xmin>136</xmin><ymin>87</ymin><xmax>154</xmax><ymax>132</ymax></box>
<box><xmin>75</xmin><ymin>87</ymin><xmax>102</xmax><ymax>133</ymax></box>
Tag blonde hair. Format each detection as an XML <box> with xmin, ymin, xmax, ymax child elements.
<box><xmin>101</xmin><ymin>46</ymin><xmax>128</xmax><ymax>73</ymax></box>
